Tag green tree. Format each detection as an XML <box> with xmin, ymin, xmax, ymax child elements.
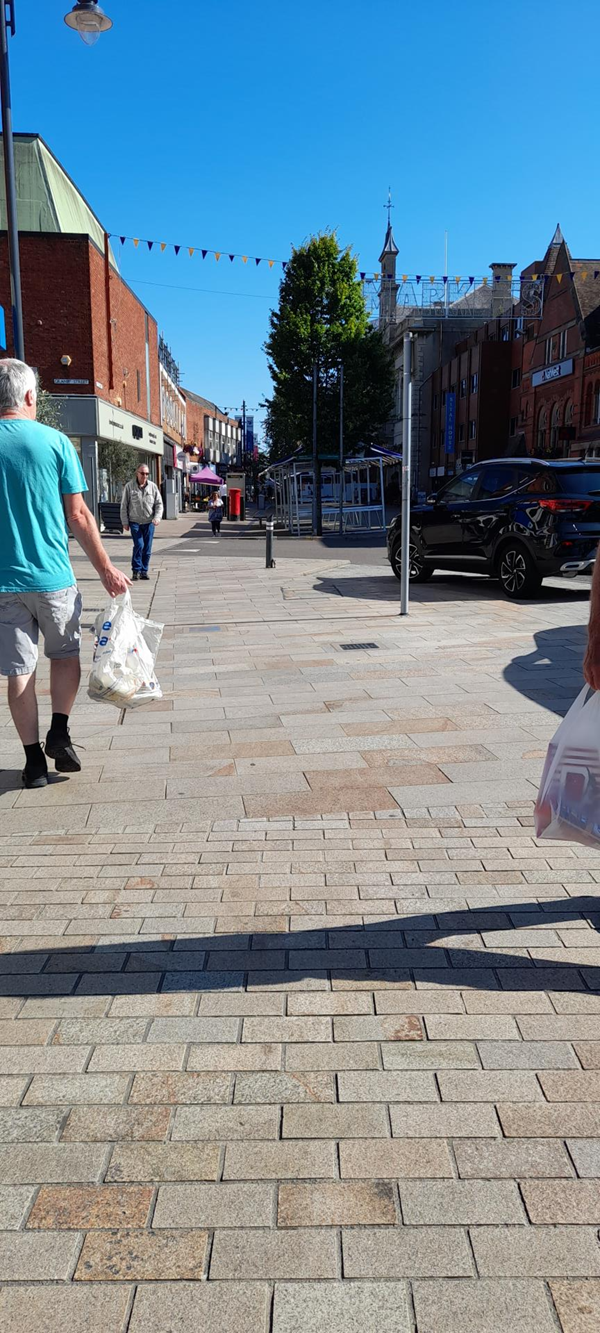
<box><xmin>35</xmin><ymin>386</ymin><xmax>62</xmax><ymax>430</ymax></box>
<box><xmin>263</xmin><ymin>233</ymin><xmax>394</xmax><ymax>463</ymax></box>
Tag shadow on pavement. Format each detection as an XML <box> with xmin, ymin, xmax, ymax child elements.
<box><xmin>3</xmin><ymin>895</ymin><xmax>600</xmax><ymax>999</ymax></box>
<box><xmin>503</xmin><ymin>626</ymin><xmax>588</xmax><ymax>717</ymax></box>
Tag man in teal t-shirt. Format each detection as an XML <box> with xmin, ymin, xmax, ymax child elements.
<box><xmin>0</xmin><ymin>359</ymin><xmax>130</xmax><ymax>788</ymax></box>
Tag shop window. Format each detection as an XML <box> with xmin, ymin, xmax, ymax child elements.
<box><xmin>537</xmin><ymin>406</ymin><xmax>548</xmax><ymax>452</ymax></box>
<box><xmin>550</xmin><ymin>402</ymin><xmax>561</xmax><ymax>453</ymax></box>
<box><xmin>97</xmin><ymin>441</ymin><xmax>156</xmax><ymax>505</ymax></box>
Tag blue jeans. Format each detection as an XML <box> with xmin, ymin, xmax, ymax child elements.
<box><xmin>130</xmin><ymin>521</ymin><xmax>154</xmax><ymax>574</ymax></box>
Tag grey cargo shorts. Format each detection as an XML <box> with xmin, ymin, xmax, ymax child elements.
<box><xmin>0</xmin><ymin>586</ymin><xmax>82</xmax><ymax>676</ymax></box>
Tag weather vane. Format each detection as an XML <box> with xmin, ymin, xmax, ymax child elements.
<box><xmin>385</xmin><ymin>188</ymin><xmax>394</xmax><ymax>225</ymax></box>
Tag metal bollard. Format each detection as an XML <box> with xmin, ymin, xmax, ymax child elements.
<box><xmin>265</xmin><ymin>518</ymin><xmax>275</xmax><ymax>569</ymax></box>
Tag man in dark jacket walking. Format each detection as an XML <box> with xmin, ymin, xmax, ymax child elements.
<box><xmin>120</xmin><ymin>465</ymin><xmax>163</xmax><ymax>580</ymax></box>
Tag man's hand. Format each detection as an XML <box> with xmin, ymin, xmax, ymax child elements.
<box><xmin>101</xmin><ymin>563</ymin><xmax>132</xmax><ymax>597</ymax></box>
<box><xmin>123</xmin><ymin>525</ymin><xmax>129</xmax><ymax>532</ymax></box>
<box><xmin>154</xmin><ymin>519</ymin><xmax>161</xmax><ymax>526</ymax></box>
<box><xmin>584</xmin><ymin>637</ymin><xmax>600</xmax><ymax>692</ymax></box>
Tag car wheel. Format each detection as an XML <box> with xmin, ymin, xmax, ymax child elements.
<box><xmin>497</xmin><ymin>542</ymin><xmax>542</xmax><ymax>599</ymax></box>
<box><xmin>391</xmin><ymin>539</ymin><xmax>434</xmax><ymax>583</ymax></box>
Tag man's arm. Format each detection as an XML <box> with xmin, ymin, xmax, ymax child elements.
<box><xmin>584</xmin><ymin>551</ymin><xmax>600</xmax><ymax>690</ymax></box>
<box><xmin>153</xmin><ymin>484</ymin><xmax>164</xmax><ymax>524</ymax></box>
<box><xmin>119</xmin><ymin>483</ymin><xmax>130</xmax><ymax>532</ymax></box>
<box><xmin>64</xmin><ymin>493</ymin><xmax>131</xmax><ymax>597</ymax></box>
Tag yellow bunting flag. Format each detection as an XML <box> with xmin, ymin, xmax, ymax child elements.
<box><xmin>581</xmin><ymin>270</ymin><xmax>588</xmax><ymax>281</ymax></box>
<box><xmin>242</xmin><ymin>255</ymin><xmax>248</xmax><ymax>264</ymax></box>
<box><xmin>482</xmin><ymin>276</ymin><xmax>488</xmax><ymax>286</ymax></box>
<box><xmin>188</xmin><ymin>248</ymin><xmax>194</xmax><ymax>257</ymax></box>
<box><xmin>215</xmin><ymin>252</ymin><xmax>221</xmax><ymax>262</ymax></box>
<box><xmin>133</xmin><ymin>238</ymin><xmax>139</xmax><ymax>248</ymax></box>
<box><xmin>531</xmin><ymin>273</ymin><xmax>538</xmax><ymax>281</ymax></box>
<box><xmin>429</xmin><ymin>276</ymin><xmax>435</xmax><ymax>284</ymax></box>
<box><xmin>402</xmin><ymin>274</ymin><xmax>408</xmax><ymax>282</ymax></box>
<box><xmin>556</xmin><ymin>273</ymin><xmax>563</xmax><ymax>284</ymax></box>
<box><xmin>160</xmin><ymin>242</ymin><xmax>167</xmax><ymax>252</ymax></box>
<box><xmin>455</xmin><ymin>276</ymin><xmax>461</xmax><ymax>284</ymax></box>
<box><xmin>269</xmin><ymin>260</ymin><xmax>274</xmax><ymax>268</ymax></box>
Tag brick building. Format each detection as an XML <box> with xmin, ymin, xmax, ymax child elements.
<box><xmin>427</xmin><ymin>227</ymin><xmax>600</xmax><ymax>480</ymax></box>
<box><xmin>0</xmin><ymin>134</ymin><xmax>164</xmax><ymax>515</ymax></box>
<box><xmin>181</xmin><ymin>388</ymin><xmax>241</xmax><ymax>467</ymax></box>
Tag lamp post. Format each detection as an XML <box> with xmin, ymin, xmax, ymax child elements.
<box><xmin>0</xmin><ymin>0</ymin><xmax>112</xmax><ymax>364</ymax></box>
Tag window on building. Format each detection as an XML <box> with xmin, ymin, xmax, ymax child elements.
<box><xmin>512</xmin><ymin>368</ymin><xmax>522</xmax><ymax>389</ymax></box>
<box><xmin>470</xmin><ymin>372</ymin><xmax>478</xmax><ymax>393</ymax></box>
<box><xmin>585</xmin><ymin>383</ymin><xmax>594</xmax><ymax>427</ymax></box>
<box><xmin>510</xmin><ymin>417</ymin><xmax>518</xmax><ymax>436</ymax></box>
<box><xmin>136</xmin><ymin>370</ymin><xmax>141</xmax><ymax>403</ymax></box>
<box><xmin>537</xmin><ymin>406</ymin><xmax>548</xmax><ymax>452</ymax></box>
<box><xmin>460</xmin><ymin>378</ymin><xmax>467</xmax><ymax>398</ymax></box>
<box><xmin>468</xmin><ymin>420</ymin><xmax>476</xmax><ymax>440</ymax></box>
<box><xmin>564</xmin><ymin>400</ymin><xmax>574</xmax><ymax>427</ymax></box>
<box><xmin>595</xmin><ymin>382</ymin><xmax>600</xmax><ymax>425</ymax></box>
<box><xmin>559</xmin><ymin>329</ymin><xmax>568</xmax><ymax>359</ymax></box>
<box><xmin>501</xmin><ymin>326</ymin><xmax>510</xmax><ymax>342</ymax></box>
<box><xmin>458</xmin><ymin>423</ymin><xmax>465</xmax><ymax>443</ymax></box>
<box><xmin>550</xmin><ymin>402</ymin><xmax>561</xmax><ymax>453</ymax></box>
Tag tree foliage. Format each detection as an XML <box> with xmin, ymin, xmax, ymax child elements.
<box><xmin>35</xmin><ymin>386</ymin><xmax>62</xmax><ymax>431</ymax></box>
<box><xmin>263</xmin><ymin>233</ymin><xmax>394</xmax><ymax>462</ymax></box>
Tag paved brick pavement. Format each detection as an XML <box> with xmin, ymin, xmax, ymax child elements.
<box><xmin>0</xmin><ymin>523</ymin><xmax>597</xmax><ymax>1330</ymax></box>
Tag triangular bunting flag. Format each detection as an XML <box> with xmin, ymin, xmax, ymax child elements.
<box><xmin>416</xmin><ymin>275</ymin><xmax>421</xmax><ymax>284</ymax></box>
<box><xmin>402</xmin><ymin>274</ymin><xmax>408</xmax><ymax>283</ymax></box>
<box><xmin>202</xmin><ymin>250</ymin><xmax>207</xmax><ymax>259</ymax></box>
<box><xmin>556</xmin><ymin>273</ymin><xmax>563</xmax><ymax>284</ymax></box>
<box><xmin>255</xmin><ymin>258</ymin><xmax>261</xmax><ymax>266</ymax></box>
<box><xmin>133</xmin><ymin>238</ymin><xmax>139</xmax><ymax>249</ymax></box>
<box><xmin>147</xmin><ymin>241</ymin><xmax>153</xmax><ymax>251</ymax></box>
<box><xmin>360</xmin><ymin>272</ymin><xmax>365</xmax><ymax>280</ymax></box>
<box><xmin>119</xmin><ymin>236</ymin><xmax>126</xmax><ymax>246</ymax></box>
<box><xmin>268</xmin><ymin>260</ymin><xmax>274</xmax><ymax>268</ymax></box>
<box><xmin>188</xmin><ymin>248</ymin><xmax>194</xmax><ymax>257</ymax></box>
<box><xmin>455</xmin><ymin>276</ymin><xmax>461</xmax><ymax>284</ymax></box>
<box><xmin>468</xmin><ymin>276</ymin><xmax>474</xmax><ymax>285</ymax></box>
<box><xmin>429</xmin><ymin>276</ymin><xmax>435</xmax><ymax>284</ymax></box>
<box><xmin>160</xmin><ymin>242</ymin><xmax>167</xmax><ymax>252</ymax></box>
<box><xmin>229</xmin><ymin>254</ymin><xmax>235</xmax><ymax>262</ymax></box>
<box><xmin>174</xmin><ymin>245</ymin><xmax>180</xmax><ymax>256</ymax></box>
<box><xmin>282</xmin><ymin>262</ymin><xmax>287</xmax><ymax>270</ymax></box>
<box><xmin>581</xmin><ymin>270</ymin><xmax>588</xmax><ymax>281</ymax></box>
<box><xmin>482</xmin><ymin>277</ymin><xmax>488</xmax><ymax>286</ymax></box>
<box><xmin>215</xmin><ymin>252</ymin><xmax>221</xmax><ymax>261</ymax></box>
<box><xmin>442</xmin><ymin>276</ymin><xmax>448</xmax><ymax>284</ymax></box>
<box><xmin>595</xmin><ymin>271</ymin><xmax>600</xmax><ymax>280</ymax></box>
<box><xmin>569</xmin><ymin>271</ymin><xmax>575</xmax><ymax>281</ymax></box>
<box><xmin>242</xmin><ymin>256</ymin><xmax>248</xmax><ymax>264</ymax></box>
<box><xmin>531</xmin><ymin>273</ymin><xmax>538</xmax><ymax>281</ymax></box>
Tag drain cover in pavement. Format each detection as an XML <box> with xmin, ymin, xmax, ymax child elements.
<box><xmin>340</xmin><ymin>642</ymin><xmax>379</xmax><ymax>651</ymax></box>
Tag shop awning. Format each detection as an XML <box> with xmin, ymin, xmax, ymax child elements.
<box><xmin>189</xmin><ymin>467</ymin><xmax>223</xmax><ymax>484</ymax></box>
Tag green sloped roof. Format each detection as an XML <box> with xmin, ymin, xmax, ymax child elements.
<box><xmin>0</xmin><ymin>133</ymin><xmax>117</xmax><ymax>266</ymax></box>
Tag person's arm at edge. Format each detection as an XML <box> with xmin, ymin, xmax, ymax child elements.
<box><xmin>64</xmin><ymin>492</ymin><xmax>131</xmax><ymax>597</ymax></box>
<box><xmin>584</xmin><ymin>547</ymin><xmax>600</xmax><ymax>690</ymax></box>
<box><xmin>120</xmin><ymin>482</ymin><xmax>130</xmax><ymax>532</ymax></box>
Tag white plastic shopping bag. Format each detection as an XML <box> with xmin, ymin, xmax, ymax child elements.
<box><xmin>535</xmin><ymin>685</ymin><xmax>600</xmax><ymax>848</ymax></box>
<box><xmin>88</xmin><ymin>591</ymin><xmax>164</xmax><ymax>710</ymax></box>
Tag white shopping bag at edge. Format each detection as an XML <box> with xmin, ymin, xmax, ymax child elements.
<box><xmin>535</xmin><ymin>684</ymin><xmax>600</xmax><ymax>848</ymax></box>
<box><xmin>88</xmin><ymin>591</ymin><xmax>164</xmax><ymax>710</ymax></box>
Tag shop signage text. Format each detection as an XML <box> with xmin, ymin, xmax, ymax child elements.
<box><xmin>532</xmin><ymin>358</ymin><xmax>573</xmax><ymax>388</ymax></box>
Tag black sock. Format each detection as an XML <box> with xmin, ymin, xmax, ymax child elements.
<box><xmin>24</xmin><ymin>741</ymin><xmax>46</xmax><ymax>768</ymax></box>
<box><xmin>49</xmin><ymin>712</ymin><xmax>69</xmax><ymax>738</ymax></box>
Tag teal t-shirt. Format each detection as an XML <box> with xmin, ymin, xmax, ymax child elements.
<box><xmin>0</xmin><ymin>419</ymin><xmax>88</xmax><ymax>592</ymax></box>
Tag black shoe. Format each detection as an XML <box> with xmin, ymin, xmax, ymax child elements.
<box><xmin>140</xmin><ymin>572</ymin><xmax>149</xmax><ymax>580</ymax></box>
<box><xmin>45</xmin><ymin>730</ymin><xmax>82</xmax><ymax>774</ymax></box>
<box><xmin>22</xmin><ymin>758</ymin><xmax>48</xmax><ymax>789</ymax></box>
<box><xmin>132</xmin><ymin>571</ymin><xmax>140</xmax><ymax>581</ymax></box>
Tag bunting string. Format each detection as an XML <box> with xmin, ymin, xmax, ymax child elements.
<box><xmin>111</xmin><ymin>236</ymin><xmax>600</xmax><ymax>287</ymax></box>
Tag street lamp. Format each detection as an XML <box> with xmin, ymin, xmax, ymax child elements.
<box><xmin>64</xmin><ymin>0</ymin><xmax>113</xmax><ymax>45</ymax></box>
<box><xmin>0</xmin><ymin>0</ymin><xmax>113</xmax><ymax>362</ymax></box>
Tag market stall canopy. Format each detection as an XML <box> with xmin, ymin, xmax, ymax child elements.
<box><xmin>189</xmin><ymin>467</ymin><xmax>224</xmax><ymax>484</ymax></box>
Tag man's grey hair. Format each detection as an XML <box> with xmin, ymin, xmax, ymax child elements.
<box><xmin>0</xmin><ymin>359</ymin><xmax>37</xmax><ymax>413</ymax></box>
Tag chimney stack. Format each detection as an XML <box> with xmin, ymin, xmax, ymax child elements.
<box><xmin>490</xmin><ymin>262</ymin><xmax>516</xmax><ymax>316</ymax></box>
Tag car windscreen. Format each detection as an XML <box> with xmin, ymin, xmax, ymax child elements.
<box><xmin>554</xmin><ymin>467</ymin><xmax>600</xmax><ymax>494</ymax></box>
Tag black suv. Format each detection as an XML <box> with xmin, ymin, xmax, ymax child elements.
<box><xmin>387</xmin><ymin>458</ymin><xmax>600</xmax><ymax>598</ymax></box>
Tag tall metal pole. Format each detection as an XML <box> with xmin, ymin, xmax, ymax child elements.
<box><xmin>311</xmin><ymin>363</ymin><xmax>318</xmax><ymax>536</ymax></box>
<box><xmin>241</xmin><ymin>399</ymin><xmax>246</xmax><ymax>468</ymax></box>
<box><xmin>338</xmin><ymin>362</ymin><xmax>344</xmax><ymax>536</ymax></box>
<box><xmin>400</xmin><ymin>331</ymin><xmax>412</xmax><ymax>616</ymax></box>
<box><xmin>0</xmin><ymin>0</ymin><xmax>24</xmax><ymax>359</ymax></box>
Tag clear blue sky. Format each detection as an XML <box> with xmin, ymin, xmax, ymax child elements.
<box><xmin>18</xmin><ymin>0</ymin><xmax>600</xmax><ymax>440</ymax></box>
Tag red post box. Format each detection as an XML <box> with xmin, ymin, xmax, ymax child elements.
<box><xmin>229</xmin><ymin>488</ymin><xmax>241</xmax><ymax>521</ymax></box>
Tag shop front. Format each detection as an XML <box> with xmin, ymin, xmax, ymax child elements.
<box><xmin>54</xmin><ymin>396</ymin><xmax>163</xmax><ymax>520</ymax></box>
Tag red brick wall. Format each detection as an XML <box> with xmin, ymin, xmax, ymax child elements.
<box><xmin>0</xmin><ymin>233</ymin><xmax>160</xmax><ymax>424</ymax></box>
